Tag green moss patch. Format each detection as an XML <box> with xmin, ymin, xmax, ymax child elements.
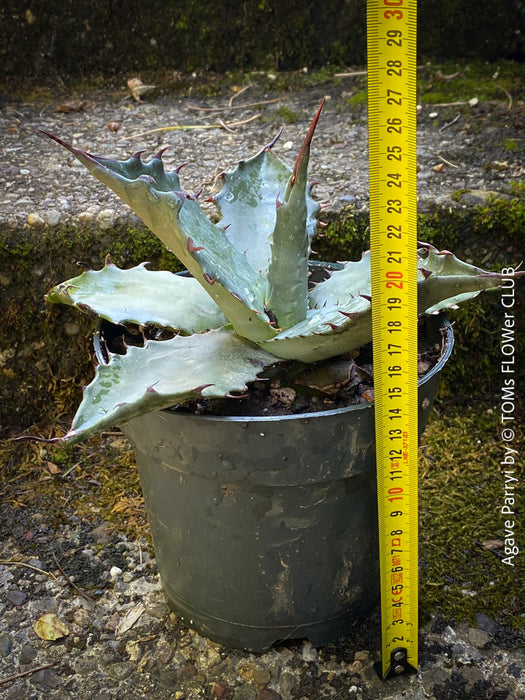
<box><xmin>419</xmin><ymin>404</ymin><xmax>524</xmax><ymax>629</ymax></box>
<box><xmin>0</xmin><ymin>223</ymin><xmax>182</xmax><ymax>436</ymax></box>
<box><xmin>418</xmin><ymin>60</ymin><xmax>525</xmax><ymax>106</ymax></box>
<box><xmin>1</xmin><ymin>431</ymin><xmax>149</xmax><ymax>545</ymax></box>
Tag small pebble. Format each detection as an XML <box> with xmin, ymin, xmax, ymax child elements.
<box><xmin>43</xmin><ymin>209</ymin><xmax>61</xmax><ymax>226</ymax></box>
<box><xmin>468</xmin><ymin>627</ymin><xmax>491</xmax><ymax>648</ymax></box>
<box><xmin>6</xmin><ymin>590</ymin><xmax>27</xmax><ymax>606</ymax></box>
<box><xmin>301</xmin><ymin>640</ymin><xmax>318</xmax><ymax>662</ymax></box>
<box><xmin>27</xmin><ymin>212</ymin><xmax>44</xmax><ymax>226</ymax></box>
<box><xmin>97</xmin><ymin>208</ymin><xmax>117</xmax><ymax>229</ymax></box>
<box><xmin>109</xmin><ymin>566</ymin><xmax>122</xmax><ymax>580</ymax></box>
<box><xmin>256</xmin><ymin>690</ymin><xmax>282</xmax><ymax>700</ymax></box>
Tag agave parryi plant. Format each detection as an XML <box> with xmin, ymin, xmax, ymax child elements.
<box><xmin>40</xmin><ymin>101</ymin><xmax>522</xmax><ymax>442</ymax></box>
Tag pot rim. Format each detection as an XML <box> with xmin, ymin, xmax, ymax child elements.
<box><xmin>162</xmin><ymin>316</ymin><xmax>454</xmax><ymax>424</ymax></box>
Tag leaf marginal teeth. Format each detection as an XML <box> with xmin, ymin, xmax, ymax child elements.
<box><xmin>155</xmin><ymin>146</ymin><xmax>171</xmax><ymax>159</ymax></box>
<box><xmin>192</xmin><ymin>384</ymin><xmax>214</xmax><ymax>394</ymax></box>
<box><xmin>187</xmin><ymin>237</ymin><xmax>205</xmax><ymax>253</ymax></box>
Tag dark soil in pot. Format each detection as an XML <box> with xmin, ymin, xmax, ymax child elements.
<box><xmin>99</xmin><ymin>314</ymin><xmax>447</xmax><ymax>419</ymax></box>
<box><xmin>169</xmin><ymin>316</ymin><xmax>446</xmax><ymax>418</ymax></box>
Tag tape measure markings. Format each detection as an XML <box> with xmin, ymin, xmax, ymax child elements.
<box><xmin>366</xmin><ymin>0</ymin><xmax>419</xmax><ymax>680</ymax></box>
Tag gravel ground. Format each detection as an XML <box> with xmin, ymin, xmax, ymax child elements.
<box><xmin>0</xmin><ymin>490</ymin><xmax>524</xmax><ymax>700</ymax></box>
<box><xmin>1</xmin><ymin>75</ymin><xmax>524</xmax><ymax>699</ymax></box>
<box><xmin>1</xmin><ymin>77</ymin><xmax>523</xmax><ymax>232</ymax></box>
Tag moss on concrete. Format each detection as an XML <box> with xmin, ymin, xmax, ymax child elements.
<box><xmin>316</xmin><ymin>206</ymin><xmax>369</xmax><ymax>262</ymax></box>
<box><xmin>419</xmin><ymin>404</ymin><xmax>524</xmax><ymax>630</ymax></box>
<box><xmin>0</xmin><ymin>223</ymin><xmax>182</xmax><ymax>437</ymax></box>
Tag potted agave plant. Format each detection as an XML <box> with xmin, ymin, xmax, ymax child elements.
<box><xmin>37</xmin><ymin>102</ymin><xmax>522</xmax><ymax>651</ymax></box>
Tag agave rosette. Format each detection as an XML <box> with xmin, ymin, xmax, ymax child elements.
<box><xmin>41</xmin><ymin>103</ymin><xmax>523</xmax><ymax>441</ymax></box>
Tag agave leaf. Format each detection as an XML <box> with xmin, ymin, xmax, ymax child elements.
<box><xmin>214</xmin><ymin>132</ymin><xmax>320</xmax><ymax>280</ymax></box>
<box><xmin>213</xmin><ymin>142</ymin><xmax>291</xmax><ymax>275</ymax></box>
<box><xmin>415</xmin><ymin>243</ymin><xmax>522</xmax><ymax>314</ymax></box>
<box><xmin>259</xmin><ymin>245</ymin><xmax>523</xmax><ymax>362</ymax></box>
<box><xmin>41</xmin><ymin>132</ymin><xmax>275</xmax><ymax>343</ymax></box>
<box><xmin>309</xmin><ymin>254</ymin><xmax>372</xmax><ymax>308</ymax></box>
<box><xmin>310</xmin><ymin>246</ymin><xmax>521</xmax><ymax>316</ymax></box>
<box><xmin>176</xmin><ymin>195</ymin><xmax>276</xmax><ymax>340</ymax></box>
<box><xmin>265</xmin><ymin>100</ymin><xmax>324</xmax><ymax>329</ymax></box>
<box><xmin>60</xmin><ymin>328</ymin><xmax>278</xmax><ymax>442</ymax></box>
<box><xmin>46</xmin><ymin>260</ymin><xmax>227</xmax><ymax>333</ymax></box>
<box><xmin>260</xmin><ymin>296</ymin><xmax>372</xmax><ymax>362</ymax></box>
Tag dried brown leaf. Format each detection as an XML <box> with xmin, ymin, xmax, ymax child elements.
<box><xmin>34</xmin><ymin>613</ymin><xmax>70</xmax><ymax>640</ymax></box>
<box><xmin>55</xmin><ymin>101</ymin><xmax>95</xmax><ymax>113</ymax></box>
<box><xmin>46</xmin><ymin>461</ymin><xmax>61</xmax><ymax>474</ymax></box>
<box><xmin>116</xmin><ymin>603</ymin><xmax>145</xmax><ymax>635</ymax></box>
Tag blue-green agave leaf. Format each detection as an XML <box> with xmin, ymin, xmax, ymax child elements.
<box><xmin>414</xmin><ymin>243</ymin><xmax>518</xmax><ymax>314</ymax></box>
<box><xmin>41</xmin><ymin>132</ymin><xmax>276</xmax><ymax>343</ymax></box>
<box><xmin>214</xmin><ymin>131</ymin><xmax>320</xmax><ymax>281</ymax></box>
<box><xmin>46</xmin><ymin>260</ymin><xmax>227</xmax><ymax>333</ymax></box>
<box><xmin>309</xmin><ymin>253</ymin><xmax>372</xmax><ymax>308</ymax></box>
<box><xmin>309</xmin><ymin>245</ymin><xmax>518</xmax><ymax>317</ymax></box>
<box><xmin>214</xmin><ymin>139</ymin><xmax>290</xmax><ymax>275</ymax></box>
<box><xmin>265</xmin><ymin>100</ymin><xmax>324</xmax><ymax>329</ymax></box>
<box><xmin>259</xmin><ymin>245</ymin><xmax>523</xmax><ymax>362</ymax></box>
<box><xmin>260</xmin><ymin>296</ymin><xmax>372</xmax><ymax>362</ymax></box>
<box><xmin>60</xmin><ymin>328</ymin><xmax>279</xmax><ymax>442</ymax></box>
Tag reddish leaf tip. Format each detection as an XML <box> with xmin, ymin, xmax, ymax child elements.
<box><xmin>290</xmin><ymin>98</ymin><xmax>325</xmax><ymax>187</ymax></box>
<box><xmin>155</xmin><ymin>145</ymin><xmax>171</xmax><ymax>159</ymax></box>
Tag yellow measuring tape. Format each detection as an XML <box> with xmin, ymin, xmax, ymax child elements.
<box><xmin>367</xmin><ymin>0</ymin><xmax>419</xmax><ymax>680</ymax></box>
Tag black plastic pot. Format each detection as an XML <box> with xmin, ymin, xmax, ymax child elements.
<box><xmin>122</xmin><ymin>316</ymin><xmax>453</xmax><ymax>651</ymax></box>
